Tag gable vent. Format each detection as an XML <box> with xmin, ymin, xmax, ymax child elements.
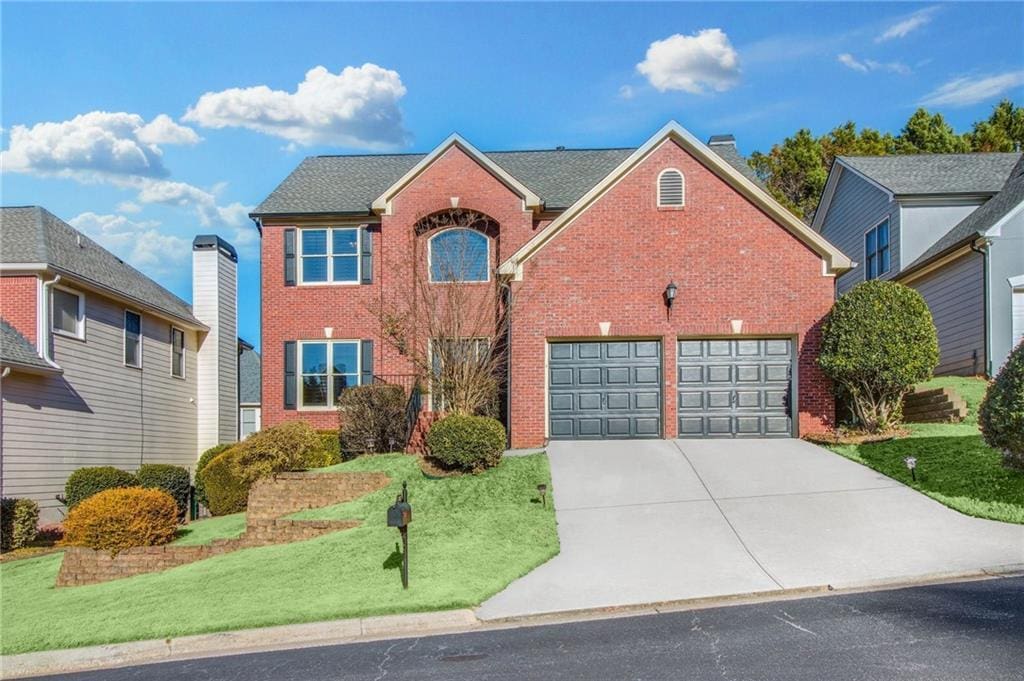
<box><xmin>658</xmin><ymin>169</ymin><xmax>685</xmax><ymax>207</ymax></box>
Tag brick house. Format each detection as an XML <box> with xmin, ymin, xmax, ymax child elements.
<box><xmin>251</xmin><ymin>122</ymin><xmax>851</xmax><ymax>448</ymax></box>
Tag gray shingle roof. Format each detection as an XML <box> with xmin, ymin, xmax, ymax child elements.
<box><xmin>239</xmin><ymin>344</ymin><xmax>261</xmax><ymax>405</ymax></box>
<box><xmin>252</xmin><ymin>142</ymin><xmax>759</xmax><ymax>216</ymax></box>
<box><xmin>902</xmin><ymin>155</ymin><xmax>1024</xmax><ymax>272</ymax></box>
<box><xmin>0</xmin><ymin>319</ymin><xmax>55</xmax><ymax>372</ymax></box>
<box><xmin>840</xmin><ymin>153</ymin><xmax>1022</xmax><ymax>196</ymax></box>
<box><xmin>0</xmin><ymin>206</ymin><xmax>202</xmax><ymax>327</ymax></box>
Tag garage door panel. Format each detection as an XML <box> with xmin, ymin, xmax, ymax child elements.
<box><xmin>550</xmin><ymin>394</ymin><xmax>573</xmax><ymax>411</ymax></box>
<box><xmin>678</xmin><ymin>391</ymin><xmax>703</xmax><ymax>409</ymax></box>
<box><xmin>578</xmin><ymin>367</ymin><xmax>602</xmax><ymax>384</ymax></box>
<box><xmin>635</xmin><ymin>417</ymin><xmax>661</xmax><ymax>435</ymax></box>
<box><xmin>634</xmin><ymin>391</ymin><xmax>660</xmax><ymax>410</ymax></box>
<box><xmin>634</xmin><ymin>366</ymin><xmax>660</xmax><ymax>384</ymax></box>
<box><xmin>707</xmin><ymin>416</ymin><xmax>733</xmax><ymax>435</ymax></box>
<box><xmin>678</xmin><ymin>416</ymin><xmax>704</xmax><ymax>435</ymax></box>
<box><xmin>549</xmin><ymin>418</ymin><xmax>574</xmax><ymax>438</ymax></box>
<box><xmin>678</xmin><ymin>366</ymin><xmax>703</xmax><ymax>383</ymax></box>
<box><xmin>605</xmin><ymin>392</ymin><xmax>630</xmax><ymax>410</ymax></box>
<box><xmin>606</xmin><ymin>367</ymin><xmax>630</xmax><ymax>384</ymax></box>
<box><xmin>550</xmin><ymin>368</ymin><xmax>574</xmax><ymax>385</ymax></box>
<box><xmin>578</xmin><ymin>393</ymin><xmax>602</xmax><ymax>410</ymax></box>
<box><xmin>736</xmin><ymin>365</ymin><xmax>761</xmax><ymax>382</ymax></box>
<box><xmin>765</xmin><ymin>364</ymin><xmax>790</xmax><ymax>382</ymax></box>
<box><xmin>707</xmin><ymin>391</ymin><xmax>731</xmax><ymax>409</ymax></box>
<box><xmin>736</xmin><ymin>390</ymin><xmax>760</xmax><ymax>408</ymax></box>
<box><xmin>606</xmin><ymin>342</ymin><xmax>630</xmax><ymax>358</ymax></box>
<box><xmin>578</xmin><ymin>343</ymin><xmax>601</xmax><ymax>359</ymax></box>
<box><xmin>708</xmin><ymin>365</ymin><xmax>732</xmax><ymax>382</ymax></box>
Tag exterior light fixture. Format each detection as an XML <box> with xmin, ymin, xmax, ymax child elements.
<box><xmin>904</xmin><ymin>456</ymin><xmax>917</xmax><ymax>482</ymax></box>
<box><xmin>664</xmin><ymin>281</ymin><xmax>678</xmax><ymax>311</ymax></box>
<box><xmin>537</xmin><ymin>483</ymin><xmax>548</xmax><ymax>508</ymax></box>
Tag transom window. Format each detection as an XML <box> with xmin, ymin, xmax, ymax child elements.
<box><xmin>299</xmin><ymin>340</ymin><xmax>361</xmax><ymax>408</ymax></box>
<box><xmin>865</xmin><ymin>219</ymin><xmax>891</xmax><ymax>280</ymax></box>
<box><xmin>51</xmin><ymin>287</ymin><xmax>84</xmax><ymax>339</ymax></box>
<box><xmin>299</xmin><ymin>228</ymin><xmax>360</xmax><ymax>284</ymax></box>
<box><xmin>170</xmin><ymin>327</ymin><xmax>185</xmax><ymax>378</ymax></box>
<box><xmin>124</xmin><ymin>310</ymin><xmax>142</xmax><ymax>368</ymax></box>
<box><xmin>657</xmin><ymin>168</ymin><xmax>685</xmax><ymax>207</ymax></box>
<box><xmin>428</xmin><ymin>229</ymin><xmax>489</xmax><ymax>283</ymax></box>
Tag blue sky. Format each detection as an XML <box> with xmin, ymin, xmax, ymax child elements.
<box><xmin>3</xmin><ymin>2</ymin><xmax>1022</xmax><ymax>349</ymax></box>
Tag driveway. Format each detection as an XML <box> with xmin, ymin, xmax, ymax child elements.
<box><xmin>477</xmin><ymin>439</ymin><xmax>1024</xmax><ymax>620</ymax></box>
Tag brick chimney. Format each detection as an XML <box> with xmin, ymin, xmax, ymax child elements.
<box><xmin>192</xmin><ymin>235</ymin><xmax>238</xmax><ymax>453</ymax></box>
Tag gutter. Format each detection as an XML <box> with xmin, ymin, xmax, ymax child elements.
<box><xmin>970</xmin><ymin>239</ymin><xmax>993</xmax><ymax>377</ymax></box>
<box><xmin>39</xmin><ymin>274</ymin><xmax>64</xmax><ymax>370</ymax></box>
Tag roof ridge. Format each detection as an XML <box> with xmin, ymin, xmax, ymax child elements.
<box><xmin>840</xmin><ymin>151</ymin><xmax>1022</xmax><ymax>160</ymax></box>
<box><xmin>312</xmin><ymin>147</ymin><xmax>637</xmax><ymax>160</ymax></box>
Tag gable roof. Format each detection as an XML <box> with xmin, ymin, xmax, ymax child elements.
<box><xmin>250</xmin><ymin>137</ymin><xmax>760</xmax><ymax>218</ymax></box>
<box><xmin>838</xmin><ymin>153</ymin><xmax>1021</xmax><ymax>196</ymax></box>
<box><xmin>0</xmin><ymin>206</ymin><xmax>204</xmax><ymax>328</ymax></box>
<box><xmin>238</xmin><ymin>342</ymin><xmax>261</xmax><ymax>405</ymax></box>
<box><xmin>900</xmin><ymin>155</ymin><xmax>1024</xmax><ymax>275</ymax></box>
<box><xmin>0</xmin><ymin>319</ymin><xmax>59</xmax><ymax>374</ymax></box>
<box><xmin>498</xmin><ymin>121</ymin><xmax>853</xmax><ymax>279</ymax></box>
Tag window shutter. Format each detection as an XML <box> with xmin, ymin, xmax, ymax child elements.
<box><xmin>284</xmin><ymin>229</ymin><xmax>296</xmax><ymax>286</ymax></box>
<box><xmin>658</xmin><ymin>170</ymin><xmax>684</xmax><ymax>207</ymax></box>
<box><xmin>284</xmin><ymin>341</ymin><xmax>296</xmax><ymax>409</ymax></box>
<box><xmin>360</xmin><ymin>339</ymin><xmax>374</xmax><ymax>385</ymax></box>
<box><xmin>360</xmin><ymin>226</ymin><xmax>373</xmax><ymax>284</ymax></box>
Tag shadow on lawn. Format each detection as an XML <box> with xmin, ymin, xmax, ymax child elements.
<box><xmin>383</xmin><ymin>542</ymin><xmax>404</xmax><ymax>570</ymax></box>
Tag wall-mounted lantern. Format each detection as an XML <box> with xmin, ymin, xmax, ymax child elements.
<box><xmin>664</xmin><ymin>281</ymin><xmax>678</xmax><ymax>314</ymax></box>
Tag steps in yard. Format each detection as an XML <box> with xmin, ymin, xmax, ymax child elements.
<box><xmin>902</xmin><ymin>387</ymin><xmax>968</xmax><ymax>423</ymax></box>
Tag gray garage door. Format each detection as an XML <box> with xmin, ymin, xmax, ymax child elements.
<box><xmin>549</xmin><ymin>341</ymin><xmax>662</xmax><ymax>439</ymax></box>
<box><xmin>677</xmin><ymin>339</ymin><xmax>793</xmax><ymax>438</ymax></box>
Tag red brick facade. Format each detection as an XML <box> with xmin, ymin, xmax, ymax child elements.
<box><xmin>261</xmin><ymin>140</ymin><xmax>837</xmax><ymax>446</ymax></box>
<box><xmin>0</xmin><ymin>275</ymin><xmax>38</xmax><ymax>345</ymax></box>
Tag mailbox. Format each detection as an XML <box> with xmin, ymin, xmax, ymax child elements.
<box><xmin>387</xmin><ymin>498</ymin><xmax>412</xmax><ymax>528</ymax></box>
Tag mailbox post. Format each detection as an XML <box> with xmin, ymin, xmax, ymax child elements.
<box><xmin>387</xmin><ymin>481</ymin><xmax>412</xmax><ymax>589</ymax></box>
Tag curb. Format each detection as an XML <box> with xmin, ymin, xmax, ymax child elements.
<box><xmin>4</xmin><ymin>565</ymin><xmax>1022</xmax><ymax>679</ymax></box>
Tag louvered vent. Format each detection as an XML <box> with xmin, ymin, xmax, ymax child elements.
<box><xmin>658</xmin><ymin>169</ymin><xmax>684</xmax><ymax>207</ymax></box>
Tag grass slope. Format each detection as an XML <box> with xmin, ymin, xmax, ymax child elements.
<box><xmin>828</xmin><ymin>377</ymin><xmax>1024</xmax><ymax>524</ymax></box>
<box><xmin>0</xmin><ymin>454</ymin><xmax>557</xmax><ymax>655</ymax></box>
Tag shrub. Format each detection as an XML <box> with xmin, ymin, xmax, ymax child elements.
<box><xmin>231</xmin><ymin>421</ymin><xmax>329</xmax><ymax>484</ymax></box>
<box><xmin>198</xmin><ymin>449</ymin><xmax>251</xmax><ymax>516</ymax></box>
<box><xmin>64</xmin><ymin>467</ymin><xmax>138</xmax><ymax>509</ymax></box>
<box><xmin>137</xmin><ymin>464</ymin><xmax>191</xmax><ymax>521</ymax></box>
<box><xmin>194</xmin><ymin>443</ymin><xmax>234</xmax><ymax>509</ymax></box>
<box><xmin>818</xmin><ymin>280</ymin><xmax>939</xmax><ymax>432</ymax></box>
<box><xmin>61</xmin><ymin>487</ymin><xmax>178</xmax><ymax>556</ymax></box>
<box><xmin>338</xmin><ymin>384</ymin><xmax>407</xmax><ymax>456</ymax></box>
<box><xmin>979</xmin><ymin>341</ymin><xmax>1024</xmax><ymax>469</ymax></box>
<box><xmin>426</xmin><ymin>414</ymin><xmax>506</xmax><ymax>473</ymax></box>
<box><xmin>318</xmin><ymin>430</ymin><xmax>342</xmax><ymax>466</ymax></box>
<box><xmin>1</xmin><ymin>498</ymin><xmax>39</xmax><ymax>552</ymax></box>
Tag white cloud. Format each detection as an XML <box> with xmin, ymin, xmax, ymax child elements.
<box><xmin>135</xmin><ymin>178</ymin><xmax>251</xmax><ymax>230</ymax></box>
<box><xmin>69</xmin><ymin>212</ymin><xmax>190</xmax><ymax>276</ymax></box>
<box><xmin>0</xmin><ymin>111</ymin><xmax>199</xmax><ymax>182</ymax></box>
<box><xmin>618</xmin><ymin>85</ymin><xmax>636</xmax><ymax>100</ymax></box>
<box><xmin>183</xmin><ymin>64</ymin><xmax>409</xmax><ymax>148</ymax></box>
<box><xmin>116</xmin><ymin>201</ymin><xmax>142</xmax><ymax>214</ymax></box>
<box><xmin>920</xmin><ymin>70</ymin><xmax>1024</xmax><ymax>107</ymax></box>
<box><xmin>838</xmin><ymin>53</ymin><xmax>911</xmax><ymax>75</ymax></box>
<box><xmin>636</xmin><ymin>29</ymin><xmax>740</xmax><ymax>94</ymax></box>
<box><xmin>838</xmin><ymin>53</ymin><xmax>869</xmax><ymax>73</ymax></box>
<box><xmin>877</xmin><ymin>6</ymin><xmax>939</xmax><ymax>42</ymax></box>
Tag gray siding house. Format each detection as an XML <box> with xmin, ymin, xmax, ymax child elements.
<box><xmin>0</xmin><ymin>207</ymin><xmax>241</xmax><ymax>521</ymax></box>
<box><xmin>238</xmin><ymin>339</ymin><xmax>261</xmax><ymax>439</ymax></box>
<box><xmin>814</xmin><ymin>153</ymin><xmax>1024</xmax><ymax>376</ymax></box>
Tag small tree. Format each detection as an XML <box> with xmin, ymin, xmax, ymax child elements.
<box><xmin>979</xmin><ymin>341</ymin><xmax>1024</xmax><ymax>470</ymax></box>
<box><xmin>818</xmin><ymin>281</ymin><xmax>939</xmax><ymax>432</ymax></box>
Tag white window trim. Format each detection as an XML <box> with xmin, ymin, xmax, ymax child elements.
<box><xmin>124</xmin><ymin>309</ymin><xmax>143</xmax><ymax>369</ymax></box>
<box><xmin>297</xmin><ymin>339</ymin><xmax>361</xmax><ymax>411</ymax></box>
<box><xmin>863</xmin><ymin>217</ymin><xmax>892</xmax><ymax>281</ymax></box>
<box><xmin>427</xmin><ymin>228</ymin><xmax>491</xmax><ymax>284</ymax></box>
<box><xmin>240</xmin><ymin>407</ymin><xmax>261</xmax><ymax>439</ymax></box>
<box><xmin>657</xmin><ymin>168</ymin><xmax>685</xmax><ymax>208</ymax></box>
<box><xmin>297</xmin><ymin>227</ymin><xmax>361</xmax><ymax>286</ymax></box>
<box><xmin>170</xmin><ymin>326</ymin><xmax>186</xmax><ymax>379</ymax></box>
<box><xmin>50</xmin><ymin>285</ymin><xmax>85</xmax><ymax>340</ymax></box>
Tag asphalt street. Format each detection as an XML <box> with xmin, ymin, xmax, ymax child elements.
<box><xmin>37</xmin><ymin>576</ymin><xmax>1024</xmax><ymax>681</ymax></box>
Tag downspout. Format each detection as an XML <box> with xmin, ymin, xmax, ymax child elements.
<box><xmin>39</xmin><ymin>274</ymin><xmax>63</xmax><ymax>370</ymax></box>
<box><xmin>500</xmin><ymin>281</ymin><xmax>513</xmax><ymax>449</ymax></box>
<box><xmin>970</xmin><ymin>239</ymin><xmax>992</xmax><ymax>377</ymax></box>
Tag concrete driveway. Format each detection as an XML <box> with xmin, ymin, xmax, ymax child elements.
<box><xmin>477</xmin><ymin>439</ymin><xmax>1024</xmax><ymax>620</ymax></box>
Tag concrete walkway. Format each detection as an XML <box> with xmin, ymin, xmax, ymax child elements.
<box><xmin>477</xmin><ymin>439</ymin><xmax>1024</xmax><ymax>620</ymax></box>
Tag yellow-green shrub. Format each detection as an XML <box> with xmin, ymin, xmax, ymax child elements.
<box><xmin>61</xmin><ymin>487</ymin><xmax>178</xmax><ymax>556</ymax></box>
<box><xmin>198</xmin><ymin>449</ymin><xmax>251</xmax><ymax>516</ymax></box>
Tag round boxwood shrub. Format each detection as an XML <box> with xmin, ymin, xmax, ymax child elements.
<box><xmin>198</xmin><ymin>449</ymin><xmax>251</xmax><ymax>516</ymax></box>
<box><xmin>979</xmin><ymin>341</ymin><xmax>1024</xmax><ymax>469</ymax></box>
<box><xmin>338</xmin><ymin>384</ymin><xmax>407</xmax><ymax>457</ymax></box>
<box><xmin>318</xmin><ymin>430</ymin><xmax>343</xmax><ymax>466</ymax></box>
<box><xmin>195</xmin><ymin>443</ymin><xmax>234</xmax><ymax>509</ymax></box>
<box><xmin>426</xmin><ymin>414</ymin><xmax>506</xmax><ymax>473</ymax></box>
<box><xmin>137</xmin><ymin>464</ymin><xmax>191</xmax><ymax>521</ymax></box>
<box><xmin>64</xmin><ymin>466</ymin><xmax>138</xmax><ymax>509</ymax></box>
<box><xmin>818</xmin><ymin>280</ymin><xmax>939</xmax><ymax>432</ymax></box>
<box><xmin>1</xmin><ymin>498</ymin><xmax>39</xmax><ymax>552</ymax></box>
<box><xmin>231</xmin><ymin>421</ymin><xmax>329</xmax><ymax>483</ymax></box>
<box><xmin>61</xmin><ymin>487</ymin><xmax>178</xmax><ymax>556</ymax></box>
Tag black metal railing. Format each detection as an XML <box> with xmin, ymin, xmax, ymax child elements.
<box><xmin>373</xmin><ymin>374</ymin><xmax>424</xmax><ymax>446</ymax></box>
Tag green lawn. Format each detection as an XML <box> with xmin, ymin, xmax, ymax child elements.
<box><xmin>0</xmin><ymin>453</ymin><xmax>557</xmax><ymax>655</ymax></box>
<box><xmin>827</xmin><ymin>377</ymin><xmax>1024</xmax><ymax>524</ymax></box>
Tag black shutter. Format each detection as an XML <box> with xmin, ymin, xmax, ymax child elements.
<box><xmin>284</xmin><ymin>229</ymin><xmax>296</xmax><ymax>286</ymax></box>
<box><xmin>360</xmin><ymin>225</ymin><xmax>373</xmax><ymax>284</ymax></box>
<box><xmin>360</xmin><ymin>339</ymin><xmax>374</xmax><ymax>385</ymax></box>
<box><xmin>284</xmin><ymin>341</ymin><xmax>296</xmax><ymax>409</ymax></box>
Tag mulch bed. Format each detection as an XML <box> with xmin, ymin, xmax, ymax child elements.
<box><xmin>804</xmin><ymin>428</ymin><xmax>911</xmax><ymax>446</ymax></box>
<box><xmin>417</xmin><ymin>454</ymin><xmax>467</xmax><ymax>478</ymax></box>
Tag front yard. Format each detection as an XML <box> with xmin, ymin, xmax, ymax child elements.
<box><xmin>826</xmin><ymin>377</ymin><xmax>1024</xmax><ymax>524</ymax></box>
<box><xmin>0</xmin><ymin>453</ymin><xmax>557</xmax><ymax>655</ymax></box>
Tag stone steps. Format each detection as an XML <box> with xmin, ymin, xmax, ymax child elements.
<box><xmin>902</xmin><ymin>387</ymin><xmax>968</xmax><ymax>424</ymax></box>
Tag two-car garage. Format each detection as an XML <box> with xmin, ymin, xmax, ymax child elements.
<box><xmin>548</xmin><ymin>339</ymin><xmax>794</xmax><ymax>440</ymax></box>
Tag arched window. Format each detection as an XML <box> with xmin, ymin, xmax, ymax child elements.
<box><xmin>428</xmin><ymin>229</ymin><xmax>490</xmax><ymax>282</ymax></box>
<box><xmin>658</xmin><ymin>168</ymin><xmax>685</xmax><ymax>207</ymax></box>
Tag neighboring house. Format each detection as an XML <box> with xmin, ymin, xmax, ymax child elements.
<box><xmin>814</xmin><ymin>153</ymin><xmax>1024</xmax><ymax>376</ymax></box>
<box><xmin>238</xmin><ymin>338</ymin><xmax>261</xmax><ymax>439</ymax></box>
<box><xmin>0</xmin><ymin>207</ymin><xmax>240</xmax><ymax>521</ymax></box>
<box><xmin>252</xmin><ymin>122</ymin><xmax>851</xmax><ymax>448</ymax></box>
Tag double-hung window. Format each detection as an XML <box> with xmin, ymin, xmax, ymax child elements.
<box><xmin>299</xmin><ymin>228</ymin><xmax>360</xmax><ymax>284</ymax></box>
<box><xmin>51</xmin><ymin>287</ymin><xmax>84</xmax><ymax>339</ymax></box>
<box><xmin>864</xmin><ymin>219</ymin><xmax>891</xmax><ymax>280</ymax></box>
<box><xmin>170</xmin><ymin>327</ymin><xmax>185</xmax><ymax>378</ymax></box>
<box><xmin>299</xmin><ymin>340</ymin><xmax>361</xmax><ymax>408</ymax></box>
<box><xmin>124</xmin><ymin>310</ymin><xmax>142</xmax><ymax>368</ymax></box>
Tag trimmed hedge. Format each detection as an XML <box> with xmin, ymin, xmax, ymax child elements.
<box><xmin>61</xmin><ymin>487</ymin><xmax>178</xmax><ymax>556</ymax></box>
<box><xmin>64</xmin><ymin>467</ymin><xmax>138</xmax><ymax>509</ymax></box>
<box><xmin>232</xmin><ymin>421</ymin><xmax>330</xmax><ymax>483</ymax></box>
<box><xmin>426</xmin><ymin>414</ymin><xmax>506</xmax><ymax>473</ymax></box>
<box><xmin>198</xmin><ymin>449</ymin><xmax>250</xmax><ymax>516</ymax></box>
<box><xmin>980</xmin><ymin>341</ymin><xmax>1024</xmax><ymax>469</ymax></box>
<box><xmin>318</xmin><ymin>431</ymin><xmax>342</xmax><ymax>466</ymax></box>
<box><xmin>338</xmin><ymin>384</ymin><xmax>407</xmax><ymax>457</ymax></box>
<box><xmin>137</xmin><ymin>464</ymin><xmax>191</xmax><ymax>521</ymax></box>
<box><xmin>1</xmin><ymin>498</ymin><xmax>39</xmax><ymax>552</ymax></box>
<box><xmin>195</xmin><ymin>443</ymin><xmax>234</xmax><ymax>509</ymax></box>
